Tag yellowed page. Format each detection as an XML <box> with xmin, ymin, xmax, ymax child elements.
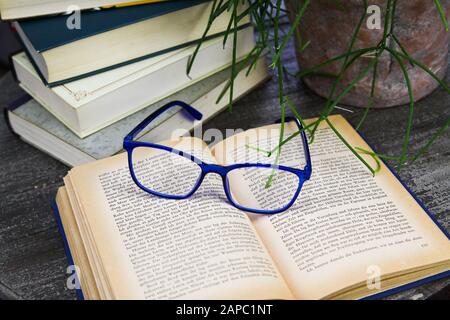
<box><xmin>66</xmin><ymin>136</ymin><xmax>292</xmax><ymax>299</ymax></box>
<box><xmin>212</xmin><ymin>115</ymin><xmax>450</xmax><ymax>299</ymax></box>
<box><xmin>64</xmin><ymin>175</ymin><xmax>114</xmax><ymax>299</ymax></box>
<box><xmin>56</xmin><ymin>187</ymin><xmax>101</xmax><ymax>300</ymax></box>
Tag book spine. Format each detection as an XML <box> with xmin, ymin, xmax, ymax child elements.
<box><xmin>3</xmin><ymin>94</ymin><xmax>32</xmax><ymax>137</ymax></box>
<box><xmin>11</xmin><ymin>22</ymin><xmax>51</xmax><ymax>87</ymax></box>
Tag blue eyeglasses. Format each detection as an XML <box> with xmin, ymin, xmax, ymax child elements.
<box><xmin>123</xmin><ymin>101</ymin><xmax>312</xmax><ymax>214</ymax></box>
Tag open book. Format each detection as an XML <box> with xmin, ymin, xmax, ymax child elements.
<box><xmin>54</xmin><ymin>115</ymin><xmax>450</xmax><ymax>299</ymax></box>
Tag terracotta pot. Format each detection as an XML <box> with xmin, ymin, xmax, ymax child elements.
<box><xmin>287</xmin><ymin>0</ymin><xmax>450</xmax><ymax>108</ymax></box>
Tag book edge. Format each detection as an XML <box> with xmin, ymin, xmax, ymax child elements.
<box><xmin>52</xmin><ymin>199</ymin><xmax>85</xmax><ymax>300</ymax></box>
<box><xmin>353</xmin><ymin>120</ymin><xmax>450</xmax><ymax>299</ymax></box>
<box><xmin>26</xmin><ymin>23</ymin><xmax>251</xmax><ymax>86</ymax></box>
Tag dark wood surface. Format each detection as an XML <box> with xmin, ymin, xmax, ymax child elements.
<box><xmin>0</xmin><ymin>41</ymin><xmax>449</xmax><ymax>300</ymax></box>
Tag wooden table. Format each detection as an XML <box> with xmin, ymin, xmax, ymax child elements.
<box><xmin>0</xmin><ymin>44</ymin><xmax>449</xmax><ymax>299</ymax></box>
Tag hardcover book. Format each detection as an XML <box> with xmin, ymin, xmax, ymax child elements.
<box><xmin>11</xmin><ymin>26</ymin><xmax>255</xmax><ymax>137</ymax></box>
<box><xmin>12</xmin><ymin>0</ymin><xmax>250</xmax><ymax>85</ymax></box>
<box><xmin>53</xmin><ymin>115</ymin><xmax>450</xmax><ymax>299</ymax></box>
<box><xmin>6</xmin><ymin>57</ymin><xmax>269</xmax><ymax>167</ymax></box>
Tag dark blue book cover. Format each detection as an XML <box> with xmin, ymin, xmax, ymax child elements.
<box><xmin>16</xmin><ymin>0</ymin><xmax>210</xmax><ymax>52</ymax></box>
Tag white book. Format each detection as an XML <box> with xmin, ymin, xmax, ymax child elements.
<box><xmin>7</xmin><ymin>57</ymin><xmax>269</xmax><ymax>167</ymax></box>
<box><xmin>12</xmin><ymin>27</ymin><xmax>256</xmax><ymax>138</ymax></box>
<box><xmin>11</xmin><ymin>1</ymin><xmax>250</xmax><ymax>84</ymax></box>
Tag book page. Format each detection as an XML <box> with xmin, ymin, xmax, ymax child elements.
<box><xmin>56</xmin><ymin>187</ymin><xmax>102</xmax><ymax>300</ymax></box>
<box><xmin>212</xmin><ymin>115</ymin><xmax>450</xmax><ymax>299</ymax></box>
<box><xmin>66</xmin><ymin>137</ymin><xmax>292</xmax><ymax>299</ymax></box>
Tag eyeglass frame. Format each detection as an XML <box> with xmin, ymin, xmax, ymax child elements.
<box><xmin>123</xmin><ymin>100</ymin><xmax>312</xmax><ymax>214</ymax></box>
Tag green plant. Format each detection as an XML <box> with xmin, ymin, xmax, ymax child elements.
<box><xmin>188</xmin><ymin>0</ymin><xmax>450</xmax><ymax>175</ymax></box>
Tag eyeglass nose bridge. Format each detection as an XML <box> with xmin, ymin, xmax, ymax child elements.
<box><xmin>200</xmin><ymin>163</ymin><xmax>228</xmax><ymax>177</ymax></box>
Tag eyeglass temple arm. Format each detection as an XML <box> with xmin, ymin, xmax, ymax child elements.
<box><xmin>125</xmin><ymin>100</ymin><xmax>203</xmax><ymax>141</ymax></box>
<box><xmin>275</xmin><ymin>116</ymin><xmax>312</xmax><ymax>180</ymax></box>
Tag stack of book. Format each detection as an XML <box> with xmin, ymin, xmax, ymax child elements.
<box><xmin>2</xmin><ymin>0</ymin><xmax>269</xmax><ymax>167</ymax></box>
